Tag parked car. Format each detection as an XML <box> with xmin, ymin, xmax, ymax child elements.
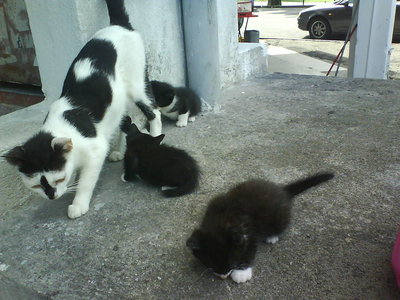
<box><xmin>297</xmin><ymin>0</ymin><xmax>400</xmax><ymax>39</ymax></box>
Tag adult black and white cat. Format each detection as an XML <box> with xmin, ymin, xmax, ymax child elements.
<box><xmin>3</xmin><ymin>0</ymin><xmax>161</xmax><ymax>219</ymax></box>
<box><xmin>186</xmin><ymin>172</ymin><xmax>334</xmax><ymax>283</ymax></box>
<box><xmin>120</xmin><ymin>116</ymin><xmax>199</xmax><ymax>197</ymax></box>
<box><xmin>150</xmin><ymin>80</ymin><xmax>201</xmax><ymax>127</ymax></box>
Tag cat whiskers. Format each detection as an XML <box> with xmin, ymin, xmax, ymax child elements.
<box><xmin>66</xmin><ymin>180</ymin><xmax>80</xmax><ymax>193</ymax></box>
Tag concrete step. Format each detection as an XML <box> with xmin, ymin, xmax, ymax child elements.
<box><xmin>0</xmin><ymin>82</ymin><xmax>44</xmax><ymax>117</ymax></box>
<box><xmin>0</xmin><ymin>74</ymin><xmax>399</xmax><ymax>299</ymax></box>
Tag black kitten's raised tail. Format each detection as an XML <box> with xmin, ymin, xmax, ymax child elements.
<box><xmin>105</xmin><ymin>0</ymin><xmax>134</xmax><ymax>30</ymax></box>
<box><xmin>284</xmin><ymin>172</ymin><xmax>334</xmax><ymax>198</ymax></box>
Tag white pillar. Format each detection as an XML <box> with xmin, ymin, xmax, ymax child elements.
<box><xmin>181</xmin><ymin>1</ymin><xmax>222</xmax><ymax>106</ymax></box>
<box><xmin>348</xmin><ymin>0</ymin><xmax>396</xmax><ymax>79</ymax></box>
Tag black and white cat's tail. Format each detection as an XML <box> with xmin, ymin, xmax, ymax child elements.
<box><xmin>162</xmin><ymin>172</ymin><xmax>199</xmax><ymax>198</ymax></box>
<box><xmin>105</xmin><ymin>0</ymin><xmax>134</xmax><ymax>30</ymax></box>
<box><xmin>284</xmin><ymin>172</ymin><xmax>334</xmax><ymax>198</ymax></box>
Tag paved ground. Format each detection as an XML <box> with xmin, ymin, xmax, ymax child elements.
<box><xmin>246</xmin><ymin>7</ymin><xmax>400</xmax><ymax>78</ymax></box>
<box><xmin>1</xmin><ymin>74</ymin><xmax>399</xmax><ymax>299</ymax></box>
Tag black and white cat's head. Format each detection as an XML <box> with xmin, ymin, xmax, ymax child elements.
<box><xmin>121</xmin><ymin>116</ymin><xmax>164</xmax><ymax>146</ymax></box>
<box><xmin>4</xmin><ymin>131</ymin><xmax>75</xmax><ymax>200</ymax></box>
<box><xmin>186</xmin><ymin>219</ymin><xmax>255</xmax><ymax>278</ymax></box>
<box><xmin>150</xmin><ymin>80</ymin><xmax>175</xmax><ymax>108</ymax></box>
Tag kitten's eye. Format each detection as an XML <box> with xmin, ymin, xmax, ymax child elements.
<box><xmin>32</xmin><ymin>185</ymin><xmax>41</xmax><ymax>189</ymax></box>
<box><xmin>55</xmin><ymin>177</ymin><xmax>66</xmax><ymax>184</ymax></box>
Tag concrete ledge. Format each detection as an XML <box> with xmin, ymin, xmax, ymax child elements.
<box><xmin>0</xmin><ymin>74</ymin><xmax>399</xmax><ymax>299</ymax></box>
<box><xmin>237</xmin><ymin>43</ymin><xmax>268</xmax><ymax>81</ymax></box>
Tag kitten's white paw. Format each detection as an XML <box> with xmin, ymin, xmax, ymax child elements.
<box><xmin>188</xmin><ymin>116</ymin><xmax>196</xmax><ymax>122</ymax></box>
<box><xmin>231</xmin><ymin>268</ymin><xmax>252</xmax><ymax>283</ymax></box>
<box><xmin>108</xmin><ymin>151</ymin><xmax>124</xmax><ymax>162</ymax></box>
<box><xmin>176</xmin><ymin>120</ymin><xmax>187</xmax><ymax>127</ymax></box>
<box><xmin>68</xmin><ymin>204</ymin><xmax>89</xmax><ymax>219</ymax></box>
<box><xmin>266</xmin><ymin>235</ymin><xmax>279</xmax><ymax>244</ymax></box>
<box><xmin>121</xmin><ymin>173</ymin><xmax>127</xmax><ymax>183</ymax></box>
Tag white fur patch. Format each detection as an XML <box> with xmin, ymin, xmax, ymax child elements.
<box><xmin>266</xmin><ymin>235</ymin><xmax>279</xmax><ymax>244</ymax></box>
<box><xmin>73</xmin><ymin>58</ymin><xmax>95</xmax><ymax>81</ymax></box>
<box><xmin>231</xmin><ymin>268</ymin><xmax>252</xmax><ymax>283</ymax></box>
<box><xmin>68</xmin><ymin>203</ymin><xmax>89</xmax><ymax>219</ymax></box>
<box><xmin>149</xmin><ymin>109</ymin><xmax>162</xmax><ymax>136</ymax></box>
<box><xmin>161</xmin><ymin>186</ymin><xmax>175</xmax><ymax>191</ymax></box>
<box><xmin>108</xmin><ymin>151</ymin><xmax>124</xmax><ymax>162</ymax></box>
<box><xmin>188</xmin><ymin>116</ymin><xmax>196</xmax><ymax>122</ymax></box>
<box><xmin>121</xmin><ymin>173</ymin><xmax>127</xmax><ymax>183</ymax></box>
<box><xmin>176</xmin><ymin>112</ymin><xmax>189</xmax><ymax>127</ymax></box>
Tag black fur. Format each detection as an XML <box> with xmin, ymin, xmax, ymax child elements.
<box><xmin>40</xmin><ymin>176</ymin><xmax>55</xmax><ymax>200</ymax></box>
<box><xmin>136</xmin><ymin>101</ymin><xmax>156</xmax><ymax>121</ymax></box>
<box><xmin>121</xmin><ymin>117</ymin><xmax>199</xmax><ymax>197</ymax></box>
<box><xmin>151</xmin><ymin>80</ymin><xmax>201</xmax><ymax>116</ymax></box>
<box><xmin>187</xmin><ymin>172</ymin><xmax>334</xmax><ymax>277</ymax></box>
<box><xmin>61</xmin><ymin>39</ymin><xmax>116</xmax><ymax>125</ymax></box>
<box><xmin>105</xmin><ymin>0</ymin><xmax>134</xmax><ymax>30</ymax></box>
<box><xmin>63</xmin><ymin>109</ymin><xmax>96</xmax><ymax>137</ymax></box>
<box><xmin>4</xmin><ymin>132</ymin><xmax>66</xmax><ymax>175</ymax></box>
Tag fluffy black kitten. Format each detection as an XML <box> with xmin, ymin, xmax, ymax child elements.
<box><xmin>120</xmin><ymin>116</ymin><xmax>200</xmax><ymax>197</ymax></box>
<box><xmin>150</xmin><ymin>80</ymin><xmax>201</xmax><ymax>128</ymax></box>
<box><xmin>186</xmin><ymin>172</ymin><xmax>334</xmax><ymax>283</ymax></box>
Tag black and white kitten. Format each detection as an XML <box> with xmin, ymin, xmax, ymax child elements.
<box><xmin>150</xmin><ymin>80</ymin><xmax>202</xmax><ymax>127</ymax></box>
<box><xmin>186</xmin><ymin>172</ymin><xmax>334</xmax><ymax>283</ymax></box>
<box><xmin>3</xmin><ymin>0</ymin><xmax>161</xmax><ymax>219</ymax></box>
<box><xmin>120</xmin><ymin>116</ymin><xmax>200</xmax><ymax>197</ymax></box>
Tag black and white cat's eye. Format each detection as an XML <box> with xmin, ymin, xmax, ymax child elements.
<box><xmin>55</xmin><ymin>177</ymin><xmax>66</xmax><ymax>184</ymax></box>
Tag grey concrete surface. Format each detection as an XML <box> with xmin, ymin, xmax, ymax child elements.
<box><xmin>1</xmin><ymin>74</ymin><xmax>400</xmax><ymax>299</ymax></box>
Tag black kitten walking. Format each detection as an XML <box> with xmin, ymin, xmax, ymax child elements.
<box><xmin>186</xmin><ymin>172</ymin><xmax>334</xmax><ymax>283</ymax></box>
<box><xmin>120</xmin><ymin>116</ymin><xmax>199</xmax><ymax>197</ymax></box>
<box><xmin>150</xmin><ymin>80</ymin><xmax>201</xmax><ymax>127</ymax></box>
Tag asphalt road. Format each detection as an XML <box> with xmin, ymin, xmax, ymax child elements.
<box><xmin>246</xmin><ymin>7</ymin><xmax>308</xmax><ymax>39</ymax></box>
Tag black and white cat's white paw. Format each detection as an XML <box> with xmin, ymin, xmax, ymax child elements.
<box><xmin>266</xmin><ymin>235</ymin><xmax>279</xmax><ymax>244</ymax></box>
<box><xmin>176</xmin><ymin>120</ymin><xmax>188</xmax><ymax>127</ymax></box>
<box><xmin>188</xmin><ymin>116</ymin><xmax>196</xmax><ymax>122</ymax></box>
<box><xmin>108</xmin><ymin>151</ymin><xmax>124</xmax><ymax>162</ymax></box>
<box><xmin>230</xmin><ymin>267</ymin><xmax>252</xmax><ymax>283</ymax></box>
<box><xmin>176</xmin><ymin>112</ymin><xmax>189</xmax><ymax>127</ymax></box>
<box><xmin>68</xmin><ymin>204</ymin><xmax>89</xmax><ymax>219</ymax></box>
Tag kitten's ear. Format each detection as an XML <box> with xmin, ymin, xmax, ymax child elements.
<box><xmin>154</xmin><ymin>134</ymin><xmax>165</xmax><ymax>144</ymax></box>
<box><xmin>51</xmin><ymin>137</ymin><xmax>73</xmax><ymax>153</ymax></box>
<box><xmin>186</xmin><ymin>230</ymin><xmax>201</xmax><ymax>250</ymax></box>
<box><xmin>2</xmin><ymin>146</ymin><xmax>25</xmax><ymax>166</ymax></box>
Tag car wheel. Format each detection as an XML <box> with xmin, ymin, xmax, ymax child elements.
<box><xmin>308</xmin><ymin>17</ymin><xmax>331</xmax><ymax>39</ymax></box>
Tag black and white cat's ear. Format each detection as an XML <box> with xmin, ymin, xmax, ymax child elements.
<box><xmin>51</xmin><ymin>137</ymin><xmax>73</xmax><ymax>153</ymax></box>
<box><xmin>2</xmin><ymin>146</ymin><xmax>25</xmax><ymax>166</ymax></box>
<box><xmin>154</xmin><ymin>134</ymin><xmax>165</xmax><ymax>144</ymax></box>
<box><xmin>186</xmin><ymin>230</ymin><xmax>201</xmax><ymax>250</ymax></box>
